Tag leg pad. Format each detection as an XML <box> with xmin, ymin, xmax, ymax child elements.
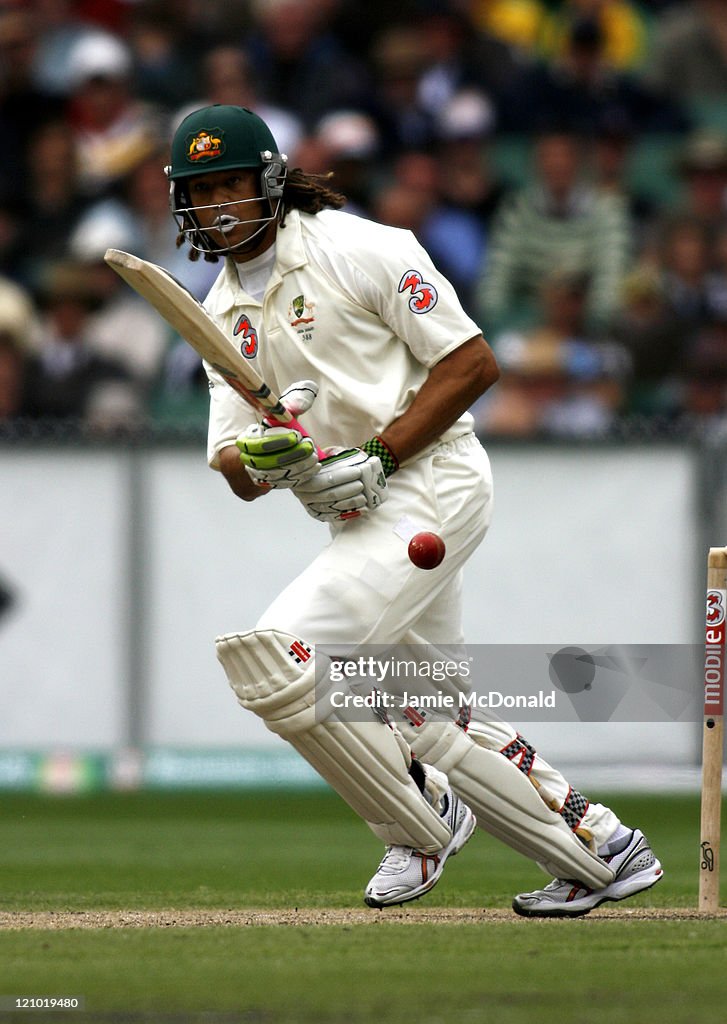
<box><xmin>402</xmin><ymin>716</ymin><xmax>614</xmax><ymax>888</ymax></box>
<box><xmin>216</xmin><ymin>629</ymin><xmax>452</xmax><ymax>852</ymax></box>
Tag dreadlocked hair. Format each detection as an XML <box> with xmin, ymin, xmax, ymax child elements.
<box><xmin>177</xmin><ymin>168</ymin><xmax>347</xmax><ymax>262</ymax></box>
<box><xmin>279</xmin><ymin>168</ymin><xmax>346</xmax><ymax>222</ymax></box>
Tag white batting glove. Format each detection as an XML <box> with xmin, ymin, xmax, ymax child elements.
<box><xmin>293</xmin><ymin>447</ymin><xmax>389</xmax><ymax>522</ymax></box>
<box><xmin>236</xmin><ymin>380</ymin><xmax>319</xmax><ymax>489</ymax></box>
<box><xmin>277</xmin><ymin>380</ymin><xmax>318</xmax><ymax>418</ymax></box>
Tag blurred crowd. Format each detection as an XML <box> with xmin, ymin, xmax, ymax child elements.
<box><xmin>2</xmin><ymin>0</ymin><xmax>727</xmax><ymax>439</ymax></box>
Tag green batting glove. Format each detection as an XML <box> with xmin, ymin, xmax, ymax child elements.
<box><xmin>237</xmin><ymin>423</ymin><xmax>319</xmax><ymax>489</ymax></box>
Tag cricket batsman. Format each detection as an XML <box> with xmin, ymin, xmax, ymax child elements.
<box><xmin>166</xmin><ymin>104</ymin><xmax>663</xmax><ymax>916</ymax></box>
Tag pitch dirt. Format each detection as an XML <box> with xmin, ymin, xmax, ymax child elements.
<box><xmin>0</xmin><ymin>906</ymin><xmax>724</xmax><ymax>930</ymax></box>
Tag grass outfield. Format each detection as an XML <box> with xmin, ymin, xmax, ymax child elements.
<box><xmin>0</xmin><ymin>789</ymin><xmax>724</xmax><ymax>1024</ymax></box>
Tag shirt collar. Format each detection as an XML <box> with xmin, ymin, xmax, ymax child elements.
<box><xmin>209</xmin><ymin>209</ymin><xmax>308</xmax><ymax>313</ymax></box>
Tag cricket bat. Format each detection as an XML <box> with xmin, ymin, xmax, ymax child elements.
<box><xmin>103</xmin><ymin>248</ymin><xmax>323</xmax><ymax>453</ymax></box>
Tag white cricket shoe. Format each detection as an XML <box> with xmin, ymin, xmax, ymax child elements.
<box><xmin>512</xmin><ymin>828</ymin><xmax>663</xmax><ymax>918</ymax></box>
<box><xmin>364</xmin><ymin>787</ymin><xmax>476</xmax><ymax>908</ymax></box>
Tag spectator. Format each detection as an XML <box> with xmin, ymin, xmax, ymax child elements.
<box><xmin>509</xmin><ymin>12</ymin><xmax>687</xmax><ymax>134</ymax></box>
<box><xmin>647</xmin><ymin>215</ymin><xmax>727</xmax><ymax>430</ymax></box>
<box><xmin>67</xmin><ymin>201</ymin><xmax>171</xmax><ymax>388</ymax></box>
<box><xmin>429</xmin><ymin>89</ymin><xmax>509</xmax><ymax>312</ymax></box>
<box><xmin>126</xmin><ymin>0</ymin><xmax>201</xmax><ymax>109</ymax></box>
<box><xmin>414</xmin><ymin>5</ymin><xmax>530</xmax><ymax>133</ymax></box>
<box><xmin>311</xmin><ymin>110</ymin><xmax>382</xmax><ymax>216</ymax></box>
<box><xmin>0</xmin><ymin>6</ymin><xmax>64</xmax><ymax>205</ymax></box>
<box><xmin>611</xmin><ymin>264</ymin><xmax>685</xmax><ymax>417</ymax></box>
<box><xmin>706</xmin><ymin>224</ymin><xmax>727</xmax><ymax>322</ymax></box>
<box><xmin>672</xmin><ymin>129</ymin><xmax>727</xmax><ymax>248</ymax></box>
<box><xmin>0</xmin><ymin>197</ymin><xmax>25</xmax><ymax>286</ymax></box>
<box><xmin>370</xmin><ymin>146</ymin><xmax>486</xmax><ymax>312</ymax></box>
<box><xmin>475</xmin><ymin>268</ymin><xmax>630</xmax><ymax>438</ymax></box>
<box><xmin>681</xmin><ymin>316</ymin><xmax>727</xmax><ymax>431</ymax></box>
<box><xmin>370</xmin><ymin>154</ymin><xmax>439</xmax><ymax>237</ymax></box>
<box><xmin>434</xmin><ymin>88</ymin><xmax>506</xmax><ymax>227</ymax></box>
<box><xmin>244</xmin><ymin>0</ymin><xmax>370</xmax><ymax>128</ymax></box>
<box><xmin>29</xmin><ymin>261</ymin><xmax>143</xmax><ymax>429</ymax></box>
<box><xmin>31</xmin><ymin>0</ymin><xmax>109</xmax><ymax>96</ymax></box>
<box><xmin>64</xmin><ymin>32</ymin><xmax>165</xmax><ymax>198</ymax></box>
<box><xmin>171</xmin><ymin>45</ymin><xmax>304</xmax><ymax>165</ymax></box>
<box><xmin>477</xmin><ymin>129</ymin><xmax>632</xmax><ymax>334</ymax></box>
<box><xmin>539</xmin><ymin>0</ymin><xmax>649</xmax><ymax>71</ymax></box>
<box><xmin>647</xmin><ymin>0</ymin><xmax>727</xmax><ymax>105</ymax></box>
<box><xmin>591</xmin><ymin>123</ymin><xmax>658</xmax><ymax>250</ymax></box>
<box><xmin>0</xmin><ymin>331</ymin><xmax>28</xmax><ymax>423</ymax></box>
<box><xmin>18</xmin><ymin>120</ymin><xmax>92</xmax><ymax>289</ymax></box>
<box><xmin>368</xmin><ymin>24</ymin><xmax>437</xmax><ymax>157</ymax></box>
<box><xmin>0</xmin><ymin>277</ymin><xmax>41</xmax><ymax>422</ymax></box>
<box><xmin>658</xmin><ymin>215</ymin><xmax>713</xmax><ymax>330</ymax></box>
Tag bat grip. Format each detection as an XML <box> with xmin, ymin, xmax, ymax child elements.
<box><xmin>264</xmin><ymin>412</ymin><xmax>327</xmax><ymax>461</ymax></box>
<box><xmin>263</xmin><ymin>412</ymin><xmax>360</xmax><ymax>521</ymax></box>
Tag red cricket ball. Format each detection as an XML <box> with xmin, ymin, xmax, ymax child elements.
<box><xmin>408</xmin><ymin>531</ymin><xmax>446</xmax><ymax>570</ymax></box>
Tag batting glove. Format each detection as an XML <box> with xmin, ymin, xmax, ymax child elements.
<box><xmin>236</xmin><ymin>380</ymin><xmax>320</xmax><ymax>489</ymax></box>
<box><xmin>293</xmin><ymin>447</ymin><xmax>389</xmax><ymax>522</ymax></box>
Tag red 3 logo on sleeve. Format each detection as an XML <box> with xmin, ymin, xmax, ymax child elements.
<box><xmin>233</xmin><ymin>313</ymin><xmax>259</xmax><ymax>358</ymax></box>
<box><xmin>398</xmin><ymin>269</ymin><xmax>438</xmax><ymax>314</ymax></box>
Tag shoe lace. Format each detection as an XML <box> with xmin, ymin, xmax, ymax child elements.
<box><xmin>543</xmin><ymin>877</ymin><xmax>586</xmax><ymax>892</ymax></box>
<box><xmin>377</xmin><ymin>845</ymin><xmax>412</xmax><ymax>874</ymax></box>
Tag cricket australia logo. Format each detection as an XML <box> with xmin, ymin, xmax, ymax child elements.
<box><xmin>398</xmin><ymin>269</ymin><xmax>438</xmax><ymax>314</ymax></box>
<box><xmin>288</xmin><ymin>294</ymin><xmax>316</xmax><ymax>328</ymax></box>
<box><xmin>288</xmin><ymin>293</ymin><xmax>316</xmax><ymax>342</ymax></box>
<box><xmin>186</xmin><ymin>128</ymin><xmax>225</xmax><ymax>163</ymax></box>
<box><xmin>233</xmin><ymin>313</ymin><xmax>258</xmax><ymax>359</ymax></box>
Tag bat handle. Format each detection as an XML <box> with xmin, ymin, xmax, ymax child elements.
<box><xmin>263</xmin><ymin>412</ymin><xmax>360</xmax><ymax>521</ymax></box>
<box><xmin>264</xmin><ymin>412</ymin><xmax>327</xmax><ymax>461</ymax></box>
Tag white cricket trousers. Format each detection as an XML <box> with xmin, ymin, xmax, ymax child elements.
<box><xmin>256</xmin><ymin>431</ymin><xmax>618</xmax><ymax>847</ymax></box>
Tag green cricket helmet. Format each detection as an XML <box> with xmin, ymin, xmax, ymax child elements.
<box><xmin>166</xmin><ymin>104</ymin><xmax>288</xmax><ymax>256</ymax></box>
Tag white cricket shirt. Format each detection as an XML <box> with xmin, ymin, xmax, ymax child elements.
<box><xmin>204</xmin><ymin>207</ymin><xmax>481</xmax><ymax>468</ymax></box>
